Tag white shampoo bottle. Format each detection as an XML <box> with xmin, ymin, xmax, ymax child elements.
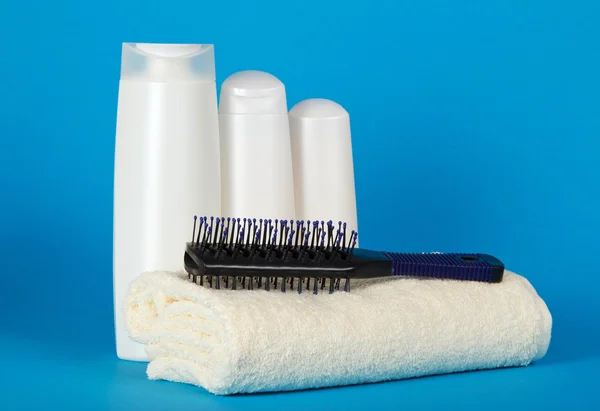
<box><xmin>219</xmin><ymin>70</ymin><xmax>296</xmax><ymax>222</ymax></box>
<box><xmin>289</xmin><ymin>98</ymin><xmax>359</xmax><ymax>245</ymax></box>
<box><xmin>113</xmin><ymin>43</ymin><xmax>221</xmax><ymax>361</ymax></box>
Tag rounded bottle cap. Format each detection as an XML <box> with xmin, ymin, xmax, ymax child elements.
<box><xmin>289</xmin><ymin>98</ymin><xmax>349</xmax><ymax>120</ymax></box>
<box><xmin>219</xmin><ymin>70</ymin><xmax>288</xmax><ymax>115</ymax></box>
<box><xmin>120</xmin><ymin>43</ymin><xmax>215</xmax><ymax>82</ymax></box>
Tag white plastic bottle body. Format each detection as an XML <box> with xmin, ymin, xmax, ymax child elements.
<box><xmin>113</xmin><ymin>80</ymin><xmax>220</xmax><ymax>361</ymax></box>
<box><xmin>290</xmin><ymin>120</ymin><xmax>358</xmax><ymax>230</ymax></box>
<box><xmin>219</xmin><ymin>114</ymin><xmax>296</xmax><ymax>221</ymax></box>
<box><xmin>289</xmin><ymin>99</ymin><xmax>358</xmax><ymax>246</ymax></box>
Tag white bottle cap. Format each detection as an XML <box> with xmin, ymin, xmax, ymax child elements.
<box><xmin>120</xmin><ymin>43</ymin><xmax>215</xmax><ymax>82</ymax></box>
<box><xmin>289</xmin><ymin>98</ymin><xmax>359</xmax><ymax>245</ymax></box>
<box><xmin>219</xmin><ymin>70</ymin><xmax>287</xmax><ymax>115</ymax></box>
<box><xmin>219</xmin><ymin>70</ymin><xmax>296</xmax><ymax>221</ymax></box>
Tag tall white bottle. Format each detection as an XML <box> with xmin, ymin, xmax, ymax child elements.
<box><xmin>289</xmin><ymin>98</ymin><xmax>359</xmax><ymax>246</ymax></box>
<box><xmin>113</xmin><ymin>43</ymin><xmax>221</xmax><ymax>361</ymax></box>
<box><xmin>219</xmin><ymin>70</ymin><xmax>296</xmax><ymax>221</ymax></box>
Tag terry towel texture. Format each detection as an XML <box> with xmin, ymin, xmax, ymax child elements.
<box><xmin>125</xmin><ymin>270</ymin><xmax>552</xmax><ymax>395</ymax></box>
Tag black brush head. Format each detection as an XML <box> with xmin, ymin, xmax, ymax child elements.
<box><xmin>184</xmin><ymin>216</ymin><xmax>360</xmax><ymax>293</ymax></box>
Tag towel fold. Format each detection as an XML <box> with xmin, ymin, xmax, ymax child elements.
<box><xmin>125</xmin><ymin>270</ymin><xmax>551</xmax><ymax>395</ymax></box>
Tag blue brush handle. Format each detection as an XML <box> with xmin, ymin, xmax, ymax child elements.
<box><xmin>381</xmin><ymin>251</ymin><xmax>504</xmax><ymax>282</ymax></box>
<box><xmin>349</xmin><ymin>249</ymin><xmax>504</xmax><ymax>283</ymax></box>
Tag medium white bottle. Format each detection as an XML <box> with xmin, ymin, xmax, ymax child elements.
<box><xmin>289</xmin><ymin>98</ymin><xmax>359</xmax><ymax>246</ymax></box>
<box><xmin>113</xmin><ymin>43</ymin><xmax>221</xmax><ymax>361</ymax></box>
<box><xmin>219</xmin><ymin>70</ymin><xmax>296</xmax><ymax>222</ymax></box>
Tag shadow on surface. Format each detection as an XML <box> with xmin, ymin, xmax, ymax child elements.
<box><xmin>534</xmin><ymin>298</ymin><xmax>599</xmax><ymax>366</ymax></box>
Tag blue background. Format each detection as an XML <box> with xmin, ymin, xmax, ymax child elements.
<box><xmin>1</xmin><ymin>0</ymin><xmax>598</xmax><ymax>409</ymax></box>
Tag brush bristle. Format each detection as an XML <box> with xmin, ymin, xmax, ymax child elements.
<box><xmin>187</xmin><ymin>215</ymin><xmax>359</xmax><ymax>293</ymax></box>
<box><xmin>188</xmin><ymin>272</ymin><xmax>344</xmax><ymax>294</ymax></box>
<box><xmin>189</xmin><ymin>216</ymin><xmax>358</xmax><ymax>263</ymax></box>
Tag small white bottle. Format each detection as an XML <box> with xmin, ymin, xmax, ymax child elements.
<box><xmin>113</xmin><ymin>43</ymin><xmax>221</xmax><ymax>361</ymax></box>
<box><xmin>219</xmin><ymin>70</ymin><xmax>296</xmax><ymax>222</ymax></box>
<box><xmin>289</xmin><ymin>98</ymin><xmax>359</xmax><ymax>245</ymax></box>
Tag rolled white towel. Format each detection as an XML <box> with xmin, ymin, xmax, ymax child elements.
<box><xmin>125</xmin><ymin>270</ymin><xmax>551</xmax><ymax>395</ymax></box>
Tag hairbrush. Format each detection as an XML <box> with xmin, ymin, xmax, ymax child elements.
<box><xmin>183</xmin><ymin>216</ymin><xmax>505</xmax><ymax>294</ymax></box>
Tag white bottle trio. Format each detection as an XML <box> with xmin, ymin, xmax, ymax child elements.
<box><xmin>113</xmin><ymin>43</ymin><xmax>358</xmax><ymax>361</ymax></box>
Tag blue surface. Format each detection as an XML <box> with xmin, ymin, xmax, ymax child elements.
<box><xmin>1</xmin><ymin>0</ymin><xmax>598</xmax><ymax>409</ymax></box>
